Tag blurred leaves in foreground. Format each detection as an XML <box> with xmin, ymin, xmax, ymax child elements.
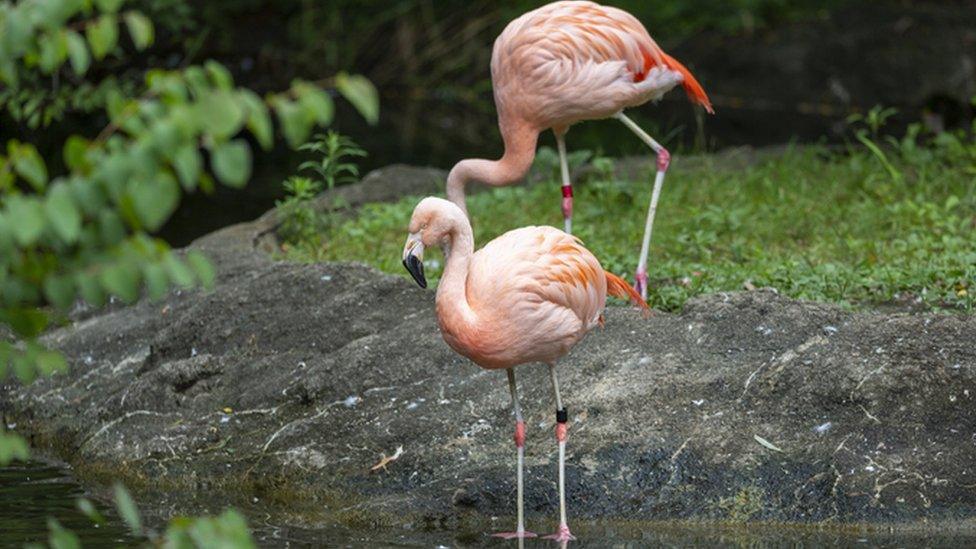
<box><xmin>0</xmin><ymin>0</ymin><xmax>377</xmax><ymax>543</ymax></box>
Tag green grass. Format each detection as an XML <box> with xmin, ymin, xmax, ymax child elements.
<box><xmin>287</xmin><ymin>131</ymin><xmax>976</xmax><ymax>312</ymax></box>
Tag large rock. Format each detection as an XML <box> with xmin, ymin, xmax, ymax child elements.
<box><xmin>3</xmin><ymin>168</ymin><xmax>976</xmax><ymax>531</ymax></box>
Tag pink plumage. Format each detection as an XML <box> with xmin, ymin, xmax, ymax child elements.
<box><xmin>446</xmin><ymin>0</ymin><xmax>713</xmax><ymax>301</ymax></box>
<box><xmin>401</xmin><ymin>196</ymin><xmax>647</xmax><ymax>539</ymax></box>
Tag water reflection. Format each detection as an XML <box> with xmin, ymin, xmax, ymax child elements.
<box><xmin>0</xmin><ymin>461</ymin><xmax>137</xmax><ymax>547</ymax></box>
<box><xmin>5</xmin><ymin>460</ymin><xmax>976</xmax><ymax>547</ymax></box>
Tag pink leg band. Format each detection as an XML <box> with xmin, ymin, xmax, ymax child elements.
<box><xmin>555</xmin><ymin>422</ymin><xmax>568</xmax><ymax>442</ymax></box>
<box><xmin>657</xmin><ymin>148</ymin><xmax>671</xmax><ymax>172</ymax></box>
<box><xmin>514</xmin><ymin>420</ymin><xmax>526</xmax><ymax>448</ymax></box>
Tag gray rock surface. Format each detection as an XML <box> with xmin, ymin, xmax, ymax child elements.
<box><xmin>3</xmin><ymin>165</ymin><xmax>976</xmax><ymax>531</ymax></box>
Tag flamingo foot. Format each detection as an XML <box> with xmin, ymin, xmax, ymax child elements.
<box><xmin>633</xmin><ymin>269</ymin><xmax>648</xmax><ymax>300</ymax></box>
<box><xmin>492</xmin><ymin>529</ymin><xmax>538</xmax><ymax>539</ymax></box>
<box><xmin>543</xmin><ymin>523</ymin><xmax>576</xmax><ymax>542</ymax></box>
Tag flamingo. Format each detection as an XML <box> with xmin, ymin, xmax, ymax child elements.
<box><xmin>444</xmin><ymin>0</ymin><xmax>713</xmax><ymax>300</ymax></box>
<box><xmin>401</xmin><ymin>196</ymin><xmax>648</xmax><ymax>541</ymax></box>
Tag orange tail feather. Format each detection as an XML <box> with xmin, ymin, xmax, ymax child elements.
<box><xmin>661</xmin><ymin>53</ymin><xmax>714</xmax><ymax>114</ymax></box>
<box><xmin>605</xmin><ymin>271</ymin><xmax>650</xmax><ymax>316</ymax></box>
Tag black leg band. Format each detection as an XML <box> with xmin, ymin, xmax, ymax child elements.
<box><xmin>556</xmin><ymin>407</ymin><xmax>568</xmax><ymax>424</ymax></box>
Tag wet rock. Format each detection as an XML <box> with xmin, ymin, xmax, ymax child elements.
<box><xmin>2</xmin><ymin>171</ymin><xmax>976</xmax><ymax>531</ymax></box>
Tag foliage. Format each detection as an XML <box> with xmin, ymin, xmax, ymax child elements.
<box><xmin>0</xmin><ymin>0</ymin><xmax>377</xmax><ymax>467</ymax></box>
<box><xmin>292</xmin><ymin>126</ymin><xmax>976</xmax><ymax>313</ymax></box>
<box><xmin>276</xmin><ymin>175</ymin><xmax>322</xmax><ymax>246</ymax></box>
<box><xmin>276</xmin><ymin>132</ymin><xmax>366</xmax><ymax>250</ymax></box>
<box><xmin>298</xmin><ymin>131</ymin><xmax>367</xmax><ymax>190</ymax></box>
<box><xmin>34</xmin><ymin>484</ymin><xmax>257</xmax><ymax>548</ymax></box>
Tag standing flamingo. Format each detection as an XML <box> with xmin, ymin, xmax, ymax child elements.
<box><xmin>402</xmin><ymin>197</ymin><xmax>647</xmax><ymax>541</ymax></box>
<box><xmin>445</xmin><ymin>0</ymin><xmax>713</xmax><ymax>299</ymax></box>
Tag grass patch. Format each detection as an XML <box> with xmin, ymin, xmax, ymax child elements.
<box><xmin>287</xmin><ymin>131</ymin><xmax>976</xmax><ymax>312</ymax></box>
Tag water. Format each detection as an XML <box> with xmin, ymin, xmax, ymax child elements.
<box><xmin>0</xmin><ymin>461</ymin><xmax>137</xmax><ymax>547</ymax></box>
<box><xmin>5</xmin><ymin>461</ymin><xmax>976</xmax><ymax>548</ymax></box>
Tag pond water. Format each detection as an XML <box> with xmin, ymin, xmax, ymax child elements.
<box><xmin>5</xmin><ymin>460</ymin><xmax>976</xmax><ymax>548</ymax></box>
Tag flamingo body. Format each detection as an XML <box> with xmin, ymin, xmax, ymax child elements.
<box><xmin>402</xmin><ymin>197</ymin><xmax>646</xmax><ymax>539</ymax></box>
<box><xmin>492</xmin><ymin>0</ymin><xmax>712</xmax><ymax>132</ymax></box>
<box><xmin>439</xmin><ymin>225</ymin><xmax>606</xmax><ymax>369</ymax></box>
<box><xmin>446</xmin><ymin>1</ymin><xmax>713</xmax><ymax>300</ymax></box>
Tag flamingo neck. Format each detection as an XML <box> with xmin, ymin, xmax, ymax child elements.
<box><xmin>445</xmin><ymin>119</ymin><xmax>538</xmax><ymax>216</ymax></box>
<box><xmin>435</xmin><ymin>215</ymin><xmax>477</xmax><ymax>332</ymax></box>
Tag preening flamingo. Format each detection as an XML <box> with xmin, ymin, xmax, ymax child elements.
<box><xmin>445</xmin><ymin>0</ymin><xmax>713</xmax><ymax>299</ymax></box>
<box><xmin>401</xmin><ymin>197</ymin><xmax>648</xmax><ymax>541</ymax></box>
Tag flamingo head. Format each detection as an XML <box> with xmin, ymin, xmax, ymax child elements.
<box><xmin>402</xmin><ymin>197</ymin><xmax>465</xmax><ymax>289</ymax></box>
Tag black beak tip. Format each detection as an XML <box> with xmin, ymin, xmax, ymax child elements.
<box><xmin>403</xmin><ymin>256</ymin><xmax>427</xmax><ymax>289</ymax></box>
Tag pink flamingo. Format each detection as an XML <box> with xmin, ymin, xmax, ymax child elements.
<box><xmin>445</xmin><ymin>0</ymin><xmax>713</xmax><ymax>299</ymax></box>
<box><xmin>402</xmin><ymin>197</ymin><xmax>647</xmax><ymax>541</ymax></box>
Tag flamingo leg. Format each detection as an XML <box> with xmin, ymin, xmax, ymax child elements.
<box><xmin>613</xmin><ymin>111</ymin><xmax>671</xmax><ymax>301</ymax></box>
<box><xmin>543</xmin><ymin>363</ymin><xmax>576</xmax><ymax>542</ymax></box>
<box><xmin>493</xmin><ymin>368</ymin><xmax>537</xmax><ymax>539</ymax></box>
<box><xmin>555</xmin><ymin>131</ymin><xmax>573</xmax><ymax>234</ymax></box>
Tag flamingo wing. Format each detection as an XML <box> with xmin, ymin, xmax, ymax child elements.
<box><xmin>468</xmin><ymin>226</ymin><xmax>606</xmax><ymax>334</ymax></box>
<box><xmin>493</xmin><ymin>1</ymin><xmax>712</xmax><ymax>124</ymax></box>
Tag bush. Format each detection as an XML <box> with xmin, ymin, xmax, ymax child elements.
<box><xmin>0</xmin><ymin>0</ymin><xmax>377</xmax><ymax>467</ymax></box>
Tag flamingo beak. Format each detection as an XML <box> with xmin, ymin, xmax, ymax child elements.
<box><xmin>402</xmin><ymin>234</ymin><xmax>426</xmax><ymax>289</ymax></box>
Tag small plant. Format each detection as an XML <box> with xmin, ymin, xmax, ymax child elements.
<box><xmin>298</xmin><ymin>131</ymin><xmax>367</xmax><ymax>190</ymax></box>
<box><xmin>846</xmin><ymin>105</ymin><xmax>899</xmax><ymax>140</ymax></box>
<box><xmin>276</xmin><ymin>176</ymin><xmax>323</xmax><ymax>247</ymax></box>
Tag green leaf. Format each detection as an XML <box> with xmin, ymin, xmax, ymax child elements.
<box><xmin>76</xmin><ymin>499</ymin><xmax>107</xmax><ymax>525</ymax></box>
<box><xmin>0</xmin><ymin>431</ymin><xmax>30</xmax><ymax>465</ymax></box>
<box><xmin>164</xmin><ymin>255</ymin><xmax>194</xmax><ymax>288</ymax></box>
<box><xmin>1</xmin><ymin>8</ymin><xmax>31</xmax><ymax>58</ymax></box>
<box><xmin>143</xmin><ymin>263</ymin><xmax>168</xmax><ymax>301</ymax></box>
<box><xmin>6</xmin><ymin>196</ymin><xmax>46</xmax><ymax>246</ymax></box>
<box><xmin>197</xmin><ymin>91</ymin><xmax>245</xmax><ymax>139</ymax></box>
<box><xmin>171</xmin><ymin>145</ymin><xmax>201</xmax><ymax>191</ymax></box>
<box><xmin>113</xmin><ymin>483</ymin><xmax>143</xmax><ymax>534</ymax></box>
<box><xmin>65</xmin><ymin>30</ymin><xmax>90</xmax><ymax>76</ymax></box>
<box><xmin>123</xmin><ymin>11</ymin><xmax>153</xmax><ymax>50</ymax></box>
<box><xmin>98</xmin><ymin>210</ymin><xmax>126</xmax><ymax>245</ymax></box>
<box><xmin>63</xmin><ymin>136</ymin><xmax>91</xmax><ymax>172</ymax></box>
<box><xmin>100</xmin><ymin>263</ymin><xmax>140</xmax><ymax>303</ymax></box>
<box><xmin>95</xmin><ymin>0</ymin><xmax>125</xmax><ymax>13</ymax></box>
<box><xmin>76</xmin><ymin>271</ymin><xmax>106</xmax><ymax>307</ymax></box>
<box><xmin>45</xmin><ymin>185</ymin><xmax>82</xmax><ymax>244</ymax></box>
<box><xmin>13</xmin><ymin>354</ymin><xmax>35</xmax><ymax>384</ymax></box>
<box><xmin>205</xmin><ymin>60</ymin><xmax>233</xmax><ymax>90</ymax></box>
<box><xmin>130</xmin><ymin>175</ymin><xmax>180</xmax><ymax>232</ymax></box>
<box><xmin>48</xmin><ymin>518</ymin><xmax>82</xmax><ymax>549</ymax></box>
<box><xmin>0</xmin><ymin>214</ymin><xmax>13</xmax><ymax>255</ymax></box>
<box><xmin>211</xmin><ymin>140</ymin><xmax>251</xmax><ymax>188</ymax></box>
<box><xmin>241</xmin><ymin>91</ymin><xmax>272</xmax><ymax>151</ymax></box>
<box><xmin>295</xmin><ymin>83</ymin><xmax>334</xmax><ymax>126</ymax></box>
<box><xmin>9</xmin><ymin>142</ymin><xmax>48</xmax><ymax>191</ymax></box>
<box><xmin>38</xmin><ymin>31</ymin><xmax>68</xmax><ymax>74</ymax></box>
<box><xmin>186</xmin><ymin>251</ymin><xmax>216</xmax><ymax>289</ymax></box>
<box><xmin>36</xmin><ymin>350</ymin><xmax>67</xmax><ymax>377</ymax></box>
<box><xmin>86</xmin><ymin>14</ymin><xmax>118</xmax><ymax>61</ymax></box>
<box><xmin>1</xmin><ymin>308</ymin><xmax>49</xmax><ymax>338</ymax></box>
<box><xmin>335</xmin><ymin>73</ymin><xmax>379</xmax><ymax>125</ymax></box>
<box><xmin>43</xmin><ymin>274</ymin><xmax>76</xmax><ymax>310</ymax></box>
<box><xmin>273</xmin><ymin>98</ymin><xmax>310</xmax><ymax>149</ymax></box>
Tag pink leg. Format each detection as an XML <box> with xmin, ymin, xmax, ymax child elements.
<box><xmin>493</xmin><ymin>369</ymin><xmax>537</xmax><ymax>539</ymax></box>
<box><xmin>615</xmin><ymin>112</ymin><xmax>671</xmax><ymax>301</ymax></box>
<box><xmin>543</xmin><ymin>364</ymin><xmax>576</xmax><ymax>542</ymax></box>
<box><xmin>556</xmin><ymin>131</ymin><xmax>574</xmax><ymax>234</ymax></box>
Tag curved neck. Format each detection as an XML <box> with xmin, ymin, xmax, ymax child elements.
<box><xmin>446</xmin><ymin>119</ymin><xmax>538</xmax><ymax>215</ymax></box>
<box><xmin>435</xmin><ymin>215</ymin><xmax>477</xmax><ymax>330</ymax></box>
